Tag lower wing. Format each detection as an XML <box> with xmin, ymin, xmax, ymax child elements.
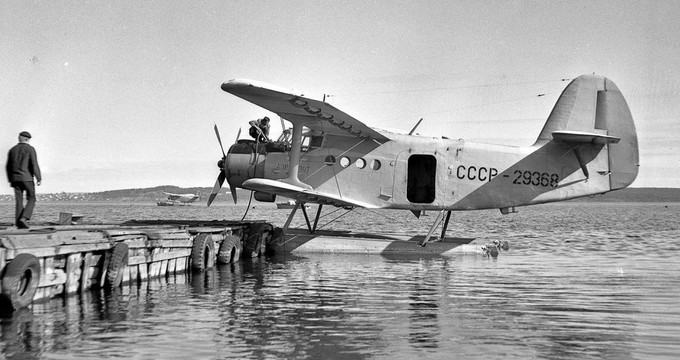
<box><xmin>242</xmin><ymin>178</ymin><xmax>377</xmax><ymax>209</ymax></box>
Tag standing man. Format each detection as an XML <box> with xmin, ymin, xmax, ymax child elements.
<box><xmin>6</xmin><ymin>131</ymin><xmax>41</xmax><ymax>229</ymax></box>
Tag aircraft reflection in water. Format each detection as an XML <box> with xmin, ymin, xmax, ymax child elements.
<box><xmin>208</xmin><ymin>75</ymin><xmax>638</xmax><ymax>245</ymax></box>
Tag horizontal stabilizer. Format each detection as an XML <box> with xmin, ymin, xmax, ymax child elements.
<box><xmin>552</xmin><ymin>130</ymin><xmax>620</xmax><ymax>145</ymax></box>
<box><xmin>242</xmin><ymin>178</ymin><xmax>377</xmax><ymax>209</ymax></box>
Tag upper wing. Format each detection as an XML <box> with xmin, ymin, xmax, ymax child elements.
<box><xmin>222</xmin><ymin>79</ymin><xmax>390</xmax><ymax>143</ymax></box>
<box><xmin>242</xmin><ymin>178</ymin><xmax>378</xmax><ymax>209</ymax></box>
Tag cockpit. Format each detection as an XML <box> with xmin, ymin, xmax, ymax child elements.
<box><xmin>275</xmin><ymin>127</ymin><xmax>324</xmax><ymax>153</ymax></box>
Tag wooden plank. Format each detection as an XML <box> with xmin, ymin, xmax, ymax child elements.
<box><xmin>120</xmin><ymin>238</ymin><xmax>147</xmax><ymax>249</ymax></box>
<box><xmin>138</xmin><ymin>264</ymin><xmax>148</xmax><ymax>281</ymax></box>
<box><xmin>99</xmin><ymin>250</ymin><xmax>110</xmax><ymax>287</ymax></box>
<box><xmin>103</xmin><ymin>229</ymin><xmax>147</xmax><ymax>237</ymax></box>
<box><xmin>144</xmin><ymin>230</ymin><xmax>189</xmax><ymax>240</ymax></box>
<box><xmin>108</xmin><ymin>234</ymin><xmax>147</xmax><ymax>242</ymax></box>
<box><xmin>147</xmin><ymin>239</ymin><xmax>192</xmax><ymax>248</ymax></box>
<box><xmin>160</xmin><ymin>257</ymin><xmax>168</xmax><ymax>278</ymax></box>
<box><xmin>64</xmin><ymin>253</ymin><xmax>82</xmax><ymax>294</ymax></box>
<box><xmin>148</xmin><ymin>249</ymin><xmax>161</xmax><ymax>278</ymax></box>
<box><xmin>38</xmin><ymin>269</ymin><xmax>67</xmax><ymax>287</ymax></box>
<box><xmin>34</xmin><ymin>288</ymin><xmax>47</xmax><ymax>301</ymax></box>
<box><xmin>167</xmin><ymin>258</ymin><xmax>176</xmax><ymax>275</ymax></box>
<box><xmin>43</xmin><ymin>257</ymin><xmax>54</xmax><ymax>275</ymax></box>
<box><xmin>80</xmin><ymin>253</ymin><xmax>93</xmax><ymax>292</ymax></box>
<box><xmin>0</xmin><ymin>248</ymin><xmax>6</xmax><ymax>281</ymax></box>
<box><xmin>130</xmin><ymin>263</ymin><xmax>138</xmax><ymax>284</ymax></box>
<box><xmin>5</xmin><ymin>242</ymin><xmax>112</xmax><ymax>260</ymax></box>
<box><xmin>123</xmin><ymin>264</ymin><xmax>131</xmax><ymax>284</ymax></box>
<box><xmin>127</xmin><ymin>249</ymin><xmax>192</xmax><ymax>265</ymax></box>
<box><xmin>175</xmin><ymin>256</ymin><xmax>186</xmax><ymax>273</ymax></box>
<box><xmin>1</xmin><ymin>231</ymin><xmax>109</xmax><ymax>249</ymax></box>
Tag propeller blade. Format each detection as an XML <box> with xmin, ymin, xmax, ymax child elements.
<box><xmin>229</xmin><ymin>184</ymin><xmax>238</xmax><ymax>204</ymax></box>
<box><xmin>235</xmin><ymin>127</ymin><xmax>241</xmax><ymax>144</ymax></box>
<box><xmin>214</xmin><ymin>124</ymin><xmax>226</xmax><ymax>157</ymax></box>
<box><xmin>207</xmin><ymin>171</ymin><xmax>226</xmax><ymax>207</ymax></box>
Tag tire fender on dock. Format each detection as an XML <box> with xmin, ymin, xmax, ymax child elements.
<box><xmin>1</xmin><ymin>253</ymin><xmax>41</xmax><ymax>312</ymax></box>
<box><xmin>243</xmin><ymin>224</ymin><xmax>268</xmax><ymax>258</ymax></box>
<box><xmin>192</xmin><ymin>233</ymin><xmax>215</xmax><ymax>271</ymax></box>
<box><xmin>217</xmin><ymin>235</ymin><xmax>242</xmax><ymax>264</ymax></box>
<box><xmin>106</xmin><ymin>242</ymin><xmax>129</xmax><ymax>288</ymax></box>
<box><xmin>268</xmin><ymin>227</ymin><xmax>284</xmax><ymax>255</ymax></box>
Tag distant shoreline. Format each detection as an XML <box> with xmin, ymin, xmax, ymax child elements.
<box><xmin>1</xmin><ymin>187</ymin><xmax>679</xmax><ymax>203</ymax></box>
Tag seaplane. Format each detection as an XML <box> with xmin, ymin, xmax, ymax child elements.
<box><xmin>157</xmin><ymin>192</ymin><xmax>200</xmax><ymax>206</ymax></box>
<box><xmin>208</xmin><ymin>74</ymin><xmax>638</xmax><ymax>246</ymax></box>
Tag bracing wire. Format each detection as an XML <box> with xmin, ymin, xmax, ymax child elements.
<box><xmin>360</xmin><ymin>207</ymin><xmax>414</xmax><ymax>228</ymax></box>
<box><xmin>316</xmin><ymin>207</ymin><xmax>353</xmax><ymax>230</ymax></box>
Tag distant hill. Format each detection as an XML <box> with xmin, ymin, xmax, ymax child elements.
<box><xmin>570</xmin><ymin>187</ymin><xmax>680</xmax><ymax>202</ymax></box>
<box><xmin>0</xmin><ymin>185</ymin><xmax>245</xmax><ymax>203</ymax></box>
<box><xmin>1</xmin><ymin>187</ymin><xmax>679</xmax><ymax>203</ymax></box>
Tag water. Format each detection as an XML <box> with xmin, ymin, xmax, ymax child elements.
<box><xmin>0</xmin><ymin>202</ymin><xmax>679</xmax><ymax>359</ymax></box>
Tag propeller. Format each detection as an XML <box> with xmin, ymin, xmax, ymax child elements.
<box><xmin>207</xmin><ymin>125</ymin><xmax>240</xmax><ymax>206</ymax></box>
<box><xmin>214</xmin><ymin>124</ymin><xmax>226</xmax><ymax>158</ymax></box>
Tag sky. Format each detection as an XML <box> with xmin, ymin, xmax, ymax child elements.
<box><xmin>1</xmin><ymin>0</ymin><xmax>679</xmax><ymax>195</ymax></box>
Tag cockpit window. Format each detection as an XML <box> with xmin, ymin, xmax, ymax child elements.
<box><xmin>277</xmin><ymin>126</ymin><xmax>324</xmax><ymax>152</ymax></box>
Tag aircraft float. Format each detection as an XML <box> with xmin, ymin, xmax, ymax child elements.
<box><xmin>208</xmin><ymin>74</ymin><xmax>638</xmax><ymax>246</ymax></box>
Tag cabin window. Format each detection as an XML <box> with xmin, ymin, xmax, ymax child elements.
<box><xmin>355</xmin><ymin>158</ymin><xmax>366</xmax><ymax>169</ymax></box>
<box><xmin>407</xmin><ymin>155</ymin><xmax>436</xmax><ymax>203</ymax></box>
<box><xmin>339</xmin><ymin>156</ymin><xmax>351</xmax><ymax>168</ymax></box>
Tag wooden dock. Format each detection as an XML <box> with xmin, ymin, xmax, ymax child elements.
<box><xmin>0</xmin><ymin>219</ymin><xmax>275</xmax><ymax>313</ymax></box>
<box><xmin>0</xmin><ymin>217</ymin><xmax>506</xmax><ymax>314</ymax></box>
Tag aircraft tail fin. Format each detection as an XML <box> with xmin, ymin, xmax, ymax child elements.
<box><xmin>534</xmin><ymin>75</ymin><xmax>639</xmax><ymax>190</ymax></box>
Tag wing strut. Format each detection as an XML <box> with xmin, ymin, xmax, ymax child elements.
<box><xmin>284</xmin><ymin>122</ymin><xmax>313</xmax><ymax>190</ymax></box>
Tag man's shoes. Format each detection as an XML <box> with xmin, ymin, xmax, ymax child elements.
<box><xmin>16</xmin><ymin>218</ymin><xmax>29</xmax><ymax>229</ymax></box>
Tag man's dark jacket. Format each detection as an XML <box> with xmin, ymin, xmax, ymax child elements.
<box><xmin>6</xmin><ymin>143</ymin><xmax>41</xmax><ymax>183</ymax></box>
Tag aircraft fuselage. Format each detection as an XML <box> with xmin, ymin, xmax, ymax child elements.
<box><xmin>228</xmin><ymin>130</ymin><xmax>609</xmax><ymax>211</ymax></box>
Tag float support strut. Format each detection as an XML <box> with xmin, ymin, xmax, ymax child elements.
<box><xmin>283</xmin><ymin>203</ymin><xmax>300</xmax><ymax>231</ymax></box>
<box><xmin>419</xmin><ymin>210</ymin><xmax>447</xmax><ymax>247</ymax></box>
<box><xmin>300</xmin><ymin>204</ymin><xmax>313</xmax><ymax>233</ymax></box>
<box><xmin>312</xmin><ymin>204</ymin><xmax>323</xmax><ymax>233</ymax></box>
<box><xmin>440</xmin><ymin>210</ymin><xmax>452</xmax><ymax>241</ymax></box>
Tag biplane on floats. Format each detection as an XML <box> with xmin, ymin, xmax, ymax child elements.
<box><xmin>208</xmin><ymin>74</ymin><xmax>638</xmax><ymax>246</ymax></box>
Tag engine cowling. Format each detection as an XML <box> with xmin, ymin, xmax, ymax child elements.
<box><xmin>223</xmin><ymin>140</ymin><xmax>266</xmax><ymax>189</ymax></box>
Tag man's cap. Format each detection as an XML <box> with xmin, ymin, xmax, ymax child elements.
<box><xmin>19</xmin><ymin>131</ymin><xmax>31</xmax><ymax>139</ymax></box>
